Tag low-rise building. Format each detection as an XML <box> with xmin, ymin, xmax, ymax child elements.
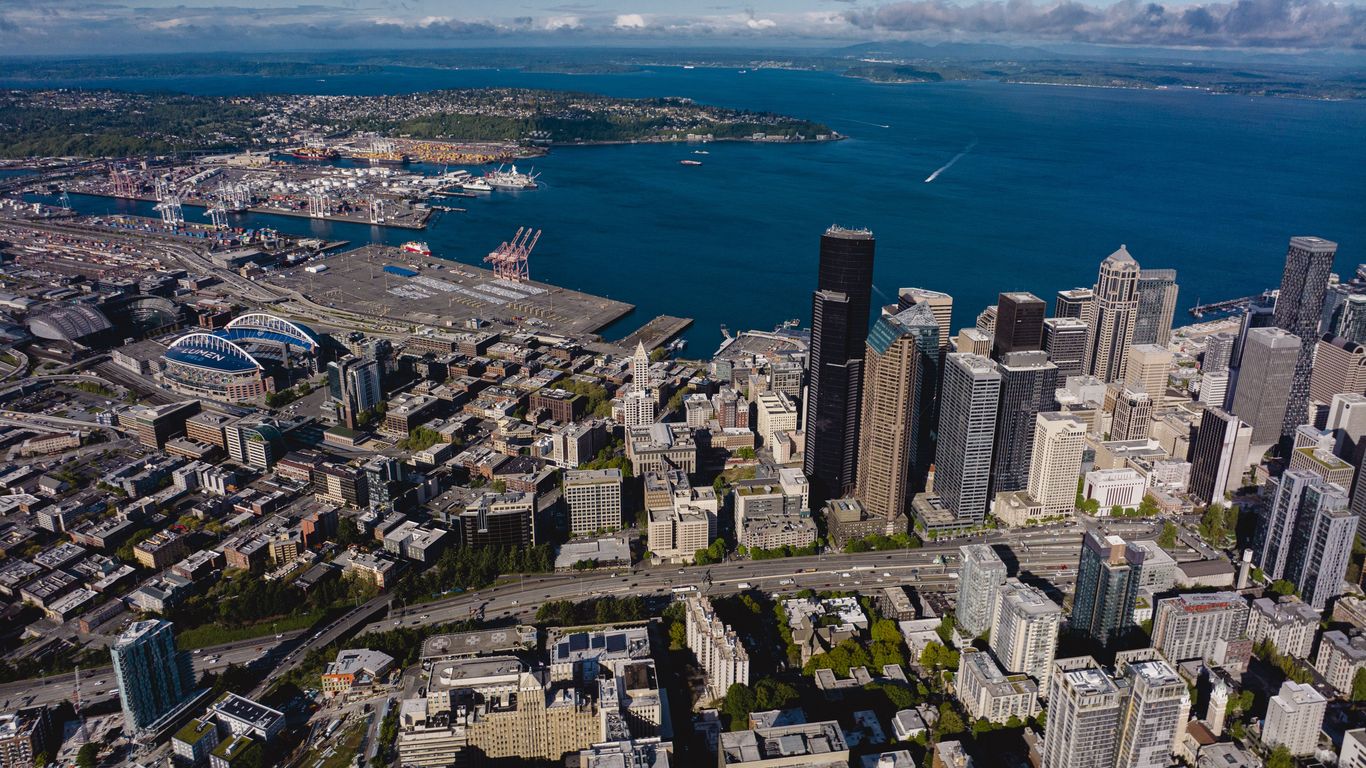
<box><xmin>955</xmin><ymin>648</ymin><xmax>1040</xmax><ymax>724</ymax></box>
<box><xmin>718</xmin><ymin>720</ymin><xmax>849</xmax><ymax>767</ymax></box>
<box><xmin>1247</xmin><ymin>596</ymin><xmax>1320</xmax><ymax>659</ymax></box>
<box><xmin>322</xmin><ymin>649</ymin><xmax>395</xmax><ymax>698</ymax></box>
<box><xmin>210</xmin><ymin>693</ymin><xmax>285</xmax><ymax>742</ymax></box>
<box><xmin>0</xmin><ymin>707</ymin><xmax>53</xmax><ymax>768</ymax></box>
<box><xmin>1315</xmin><ymin>630</ymin><xmax>1366</xmax><ymax>694</ymax></box>
<box><xmin>171</xmin><ymin>718</ymin><xmax>220</xmax><ymax>768</ymax></box>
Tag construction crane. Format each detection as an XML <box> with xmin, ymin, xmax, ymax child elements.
<box><xmin>484</xmin><ymin>227</ymin><xmax>540</xmax><ymax>283</ymax></box>
<box><xmin>368</xmin><ymin>195</ymin><xmax>385</xmax><ymax>225</ymax></box>
<box><xmin>57</xmin><ymin>190</ymin><xmax>71</xmax><ymax>212</ymax></box>
<box><xmin>154</xmin><ymin>177</ymin><xmax>171</xmax><ymax>202</ymax></box>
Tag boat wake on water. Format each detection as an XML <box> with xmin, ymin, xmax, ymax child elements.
<box><xmin>924</xmin><ymin>140</ymin><xmax>979</xmax><ymax>183</ymax></box>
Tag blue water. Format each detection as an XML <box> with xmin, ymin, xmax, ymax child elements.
<box><xmin>17</xmin><ymin>66</ymin><xmax>1365</xmax><ymax>351</ymax></box>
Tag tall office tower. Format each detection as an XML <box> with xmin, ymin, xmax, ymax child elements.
<box><xmin>1133</xmin><ymin>269</ymin><xmax>1179</xmax><ymax>347</ymax></box>
<box><xmin>1203</xmin><ymin>332</ymin><xmax>1236</xmax><ymax>374</ymax></box>
<box><xmin>1311</xmin><ymin>336</ymin><xmax>1366</xmax><ymax>405</ymax></box>
<box><xmin>898</xmin><ymin>287</ymin><xmax>953</xmax><ymax>352</ymax></box>
<box><xmin>1056</xmin><ymin>287</ymin><xmax>1098</xmax><ymax>329</ymax></box>
<box><xmin>855</xmin><ymin>304</ymin><xmax>940</xmax><ymax>520</ymax></box>
<box><xmin>1072</xmin><ymin>532</ymin><xmax>1144</xmax><ymax>647</ymax></box>
<box><xmin>1259</xmin><ymin>470</ymin><xmax>1357</xmax><ymax>609</ymax></box>
<box><xmin>1274</xmin><ymin>237</ymin><xmax>1339</xmax><ymax>446</ymax></box>
<box><xmin>327</xmin><ymin>355</ymin><xmax>382</xmax><ymax>429</ymax></box>
<box><xmin>1044</xmin><ymin>317</ymin><xmax>1089</xmax><ymax>381</ymax></box>
<box><xmin>990</xmin><ymin>578</ymin><xmax>1062</xmax><ymax>688</ymax></box>
<box><xmin>1229</xmin><ymin>327</ymin><xmax>1300</xmax><ymax>459</ymax></box>
<box><xmin>1084</xmin><ymin>246</ymin><xmax>1142</xmax><ymax>383</ymax></box>
<box><xmin>1028</xmin><ymin>412</ymin><xmax>1088</xmax><ymax>515</ymax></box>
<box><xmin>1151</xmin><ymin>592</ymin><xmax>1250</xmax><ymax>664</ymax></box>
<box><xmin>990</xmin><ymin>351</ymin><xmax>1058</xmax><ymax>496</ymax></box>
<box><xmin>1264</xmin><ymin>681</ymin><xmax>1328</xmax><ymax>756</ymax></box>
<box><xmin>994</xmin><ymin>292</ymin><xmax>1047</xmax><ymax>357</ymax></box>
<box><xmin>1188</xmin><ymin>408</ymin><xmax>1253</xmax><ymax>504</ymax></box>
<box><xmin>957</xmin><ymin>543</ymin><xmax>1009</xmax><ymax>637</ymax></box>
<box><xmin>1111</xmin><ymin>389</ymin><xmax>1153</xmax><ymax>441</ymax></box>
<box><xmin>936</xmin><ymin>354</ymin><xmax>1003</xmax><ymax>525</ymax></box>
<box><xmin>112</xmin><ymin>620</ymin><xmax>195</xmax><ymax>732</ymax></box>
<box><xmin>1124</xmin><ymin>345</ymin><xmax>1173</xmax><ymax>401</ymax></box>
<box><xmin>803</xmin><ymin>226</ymin><xmax>875</xmax><ymax>504</ymax></box>
<box><xmin>1199</xmin><ymin>371</ymin><xmax>1230</xmax><ymax>409</ymax></box>
<box><xmin>1041</xmin><ymin>657</ymin><xmax>1125</xmax><ymax>768</ymax></box>
<box><xmin>1112</xmin><ymin>650</ymin><xmax>1191</xmax><ymax>768</ymax></box>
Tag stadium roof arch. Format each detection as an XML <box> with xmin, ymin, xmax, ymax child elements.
<box><xmin>164</xmin><ymin>332</ymin><xmax>264</xmax><ymax>372</ymax></box>
<box><xmin>221</xmin><ymin>313</ymin><xmax>320</xmax><ymax>352</ymax></box>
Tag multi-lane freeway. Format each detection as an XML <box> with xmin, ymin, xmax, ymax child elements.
<box><xmin>0</xmin><ymin>518</ymin><xmax>1186</xmax><ymax>713</ymax></box>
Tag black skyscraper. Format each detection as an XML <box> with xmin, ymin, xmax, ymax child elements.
<box><xmin>993</xmin><ymin>292</ymin><xmax>1046</xmax><ymax>358</ymax></box>
<box><xmin>1274</xmin><ymin>236</ymin><xmax>1337</xmax><ymax>447</ymax></box>
<box><xmin>989</xmin><ymin>351</ymin><xmax>1058</xmax><ymax>497</ymax></box>
<box><xmin>804</xmin><ymin>226</ymin><xmax>875</xmax><ymax>504</ymax></box>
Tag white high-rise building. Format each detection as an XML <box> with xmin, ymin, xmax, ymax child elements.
<box><xmin>754</xmin><ymin>391</ymin><xmax>798</xmax><ymax>450</ymax></box>
<box><xmin>957</xmin><ymin>543</ymin><xmax>1008</xmax><ymax>637</ymax></box>
<box><xmin>684</xmin><ymin>594</ymin><xmax>750</xmax><ymax>702</ymax></box>
<box><xmin>563</xmin><ymin>469</ymin><xmax>624</xmax><ymax>536</ymax></box>
<box><xmin>1028</xmin><ymin>412</ymin><xmax>1087</xmax><ymax>516</ymax></box>
<box><xmin>1263</xmin><ymin>680</ymin><xmax>1326</xmax><ymax>756</ymax></box>
<box><xmin>990</xmin><ymin>578</ymin><xmax>1062</xmax><ymax>689</ymax></box>
<box><xmin>1113</xmin><ymin>650</ymin><xmax>1190</xmax><ymax>768</ymax></box>
<box><xmin>1041</xmin><ymin>657</ymin><xmax>1125</xmax><ymax>768</ymax></box>
<box><xmin>1198</xmin><ymin>371</ymin><xmax>1230</xmax><ymax>409</ymax></box>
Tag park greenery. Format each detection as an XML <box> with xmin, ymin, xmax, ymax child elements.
<box><xmin>843</xmin><ymin>532</ymin><xmax>922</xmax><ymax>553</ymax></box>
<box><xmin>535</xmin><ymin>595</ymin><xmax>649</xmax><ymax>626</ymax></box>
<box><xmin>396</xmin><ymin>544</ymin><xmax>555</xmax><ymax>602</ymax></box>
<box><xmin>398</xmin><ymin>426</ymin><xmax>445</xmax><ymax>452</ymax></box>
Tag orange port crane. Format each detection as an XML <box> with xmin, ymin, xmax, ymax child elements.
<box><xmin>484</xmin><ymin>227</ymin><xmax>540</xmax><ymax>283</ymax></box>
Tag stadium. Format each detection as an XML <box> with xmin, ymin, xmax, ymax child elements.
<box><xmin>161</xmin><ymin>313</ymin><xmax>322</xmax><ymax>403</ymax></box>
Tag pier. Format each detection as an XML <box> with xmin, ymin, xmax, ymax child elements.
<box><xmin>615</xmin><ymin>315</ymin><xmax>694</xmax><ymax>352</ymax></box>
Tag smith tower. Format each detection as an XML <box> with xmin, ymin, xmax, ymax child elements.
<box><xmin>804</xmin><ymin>226</ymin><xmax>876</xmax><ymax>504</ymax></box>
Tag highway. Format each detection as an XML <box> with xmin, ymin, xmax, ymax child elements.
<box><xmin>361</xmin><ymin>520</ymin><xmax>1169</xmax><ymax>636</ymax></box>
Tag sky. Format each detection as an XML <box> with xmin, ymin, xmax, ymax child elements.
<box><xmin>0</xmin><ymin>0</ymin><xmax>1362</xmax><ymax>56</ymax></box>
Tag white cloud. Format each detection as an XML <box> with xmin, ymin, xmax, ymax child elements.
<box><xmin>540</xmin><ymin>14</ymin><xmax>582</xmax><ymax>30</ymax></box>
<box><xmin>745</xmin><ymin>16</ymin><xmax>777</xmax><ymax>28</ymax></box>
<box><xmin>613</xmin><ymin>13</ymin><xmax>647</xmax><ymax>28</ymax></box>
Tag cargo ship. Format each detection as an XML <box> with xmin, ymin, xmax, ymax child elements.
<box><xmin>290</xmin><ymin>146</ymin><xmax>339</xmax><ymax>161</ymax></box>
<box><xmin>460</xmin><ymin>177</ymin><xmax>493</xmax><ymax>192</ymax></box>
<box><xmin>401</xmin><ymin>241</ymin><xmax>432</xmax><ymax>257</ymax></box>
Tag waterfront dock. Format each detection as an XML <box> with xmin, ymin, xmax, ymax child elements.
<box><xmin>615</xmin><ymin>315</ymin><xmax>694</xmax><ymax>352</ymax></box>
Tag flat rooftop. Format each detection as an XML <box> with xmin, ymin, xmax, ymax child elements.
<box><xmin>420</xmin><ymin>625</ymin><xmax>537</xmax><ymax>660</ymax></box>
<box><xmin>265</xmin><ymin>244</ymin><xmax>633</xmax><ymax>336</ymax></box>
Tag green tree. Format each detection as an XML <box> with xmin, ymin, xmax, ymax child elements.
<box><xmin>1157</xmin><ymin>522</ymin><xmax>1179</xmax><ymax>549</ymax></box>
<box><xmin>76</xmin><ymin>744</ymin><xmax>98</xmax><ymax>768</ymax></box>
<box><xmin>1138</xmin><ymin>496</ymin><xmax>1160</xmax><ymax>517</ymax></box>
<box><xmin>934</xmin><ymin>702</ymin><xmax>966</xmax><ymax>739</ymax></box>
<box><xmin>1268</xmin><ymin>579</ymin><xmax>1297</xmax><ymax>597</ymax></box>
<box><xmin>754</xmin><ymin>678</ymin><xmax>799</xmax><ymax>710</ymax></box>
<box><xmin>723</xmin><ymin>683</ymin><xmax>757</xmax><ymax>730</ymax></box>
<box><xmin>695</xmin><ymin>538</ymin><xmax>727</xmax><ymax>566</ymax></box>
<box><xmin>668</xmin><ymin>621</ymin><xmax>687</xmax><ymax>650</ymax></box>
<box><xmin>1266</xmin><ymin>745</ymin><xmax>1293</xmax><ymax>768</ymax></box>
<box><xmin>1350</xmin><ymin>668</ymin><xmax>1366</xmax><ymax>703</ymax></box>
